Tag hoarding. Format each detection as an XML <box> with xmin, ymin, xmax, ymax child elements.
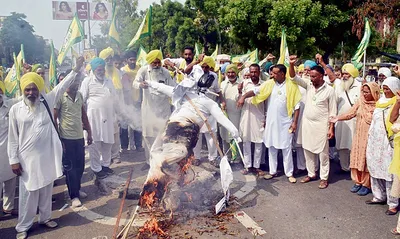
<box><xmin>52</xmin><ymin>1</ymin><xmax>111</xmax><ymax>21</ymax></box>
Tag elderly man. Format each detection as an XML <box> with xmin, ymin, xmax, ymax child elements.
<box><xmin>99</xmin><ymin>47</ymin><xmax>123</xmax><ymax>164</ymax></box>
<box><xmin>54</xmin><ymin>71</ymin><xmax>93</xmax><ymax>208</ymax></box>
<box><xmin>133</xmin><ymin>50</ymin><xmax>175</xmax><ymax>162</ymax></box>
<box><xmin>334</xmin><ymin>63</ymin><xmax>362</xmax><ymax>173</ymax></box>
<box><xmin>8</xmin><ymin>58</ymin><xmax>83</xmax><ymax>239</ymax></box>
<box><xmin>220</xmin><ymin>64</ymin><xmax>242</xmax><ymax>162</ymax></box>
<box><xmin>120</xmin><ymin>50</ymin><xmax>143</xmax><ymax>152</ymax></box>
<box><xmin>378</xmin><ymin>67</ymin><xmax>392</xmax><ymax>88</ymax></box>
<box><xmin>289</xmin><ymin>56</ymin><xmax>337</xmax><ymax>189</ymax></box>
<box><xmin>236</xmin><ymin>64</ymin><xmax>266</xmax><ymax>176</ymax></box>
<box><xmin>238</xmin><ymin>64</ymin><xmax>301</xmax><ymax>183</ymax></box>
<box><xmin>0</xmin><ymin>81</ymin><xmax>18</xmax><ymax>217</ymax></box>
<box><xmin>80</xmin><ymin>58</ymin><xmax>117</xmax><ymax>179</ymax></box>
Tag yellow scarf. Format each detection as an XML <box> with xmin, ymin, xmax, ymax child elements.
<box><xmin>389</xmin><ymin>133</ymin><xmax>400</xmax><ymax>179</ymax></box>
<box><xmin>376</xmin><ymin>96</ymin><xmax>396</xmax><ymax>138</ymax></box>
<box><xmin>176</xmin><ymin>59</ymin><xmax>193</xmax><ymax>83</ymax></box>
<box><xmin>106</xmin><ymin>66</ymin><xmax>122</xmax><ymax>90</ymax></box>
<box><xmin>252</xmin><ymin>79</ymin><xmax>302</xmax><ymax>118</ymax></box>
<box><xmin>122</xmin><ymin>65</ymin><xmax>141</xmax><ymax>102</ymax></box>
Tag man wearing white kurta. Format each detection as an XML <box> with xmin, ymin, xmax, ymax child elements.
<box><xmin>220</xmin><ymin>64</ymin><xmax>241</xmax><ymax>162</ymax></box>
<box><xmin>0</xmin><ymin>82</ymin><xmax>18</xmax><ymax>217</ymax></box>
<box><xmin>289</xmin><ymin>56</ymin><xmax>337</xmax><ymax>189</ymax></box>
<box><xmin>133</xmin><ymin>50</ymin><xmax>175</xmax><ymax>162</ymax></box>
<box><xmin>8</xmin><ymin>60</ymin><xmax>82</xmax><ymax>239</ymax></box>
<box><xmin>335</xmin><ymin>63</ymin><xmax>361</xmax><ymax>172</ymax></box>
<box><xmin>80</xmin><ymin>58</ymin><xmax>116</xmax><ymax>179</ymax></box>
<box><xmin>237</xmin><ymin>64</ymin><xmax>266</xmax><ymax>176</ymax></box>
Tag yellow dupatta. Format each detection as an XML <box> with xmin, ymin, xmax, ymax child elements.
<box><xmin>176</xmin><ymin>59</ymin><xmax>193</xmax><ymax>83</ymax></box>
<box><xmin>106</xmin><ymin>66</ymin><xmax>122</xmax><ymax>90</ymax></box>
<box><xmin>251</xmin><ymin>79</ymin><xmax>302</xmax><ymax>118</ymax></box>
<box><xmin>121</xmin><ymin>64</ymin><xmax>140</xmax><ymax>102</ymax></box>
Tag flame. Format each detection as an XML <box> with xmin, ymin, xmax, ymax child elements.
<box><xmin>140</xmin><ymin>191</ymin><xmax>156</xmax><ymax>209</ymax></box>
<box><xmin>139</xmin><ymin>217</ymin><xmax>166</xmax><ymax>236</ymax></box>
<box><xmin>185</xmin><ymin>192</ymin><xmax>193</xmax><ymax>202</ymax></box>
<box><xmin>179</xmin><ymin>155</ymin><xmax>194</xmax><ymax>174</ymax></box>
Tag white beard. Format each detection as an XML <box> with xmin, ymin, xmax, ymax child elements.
<box><xmin>23</xmin><ymin>96</ymin><xmax>39</xmax><ymax>112</ymax></box>
<box><xmin>342</xmin><ymin>78</ymin><xmax>354</xmax><ymax>92</ymax></box>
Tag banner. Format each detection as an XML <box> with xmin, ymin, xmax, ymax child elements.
<box><xmin>127</xmin><ymin>6</ymin><xmax>152</xmax><ymax>49</ymax></box>
<box><xmin>57</xmin><ymin>14</ymin><xmax>85</xmax><ymax>65</ymax></box>
<box><xmin>49</xmin><ymin>41</ymin><xmax>58</xmax><ymax>89</ymax></box>
<box><xmin>351</xmin><ymin>18</ymin><xmax>371</xmax><ymax>70</ymax></box>
<box><xmin>52</xmin><ymin>1</ymin><xmax>111</xmax><ymax>21</ymax></box>
<box><xmin>109</xmin><ymin>0</ymin><xmax>120</xmax><ymax>45</ymax></box>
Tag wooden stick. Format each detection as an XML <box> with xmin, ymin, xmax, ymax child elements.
<box><xmin>184</xmin><ymin>95</ymin><xmax>224</xmax><ymax>157</ymax></box>
<box><xmin>118</xmin><ymin>205</ymin><xmax>140</xmax><ymax>239</ymax></box>
<box><xmin>112</xmin><ymin>168</ymin><xmax>133</xmax><ymax>239</ymax></box>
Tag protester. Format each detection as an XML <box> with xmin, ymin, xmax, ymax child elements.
<box><xmin>331</xmin><ymin>82</ymin><xmax>380</xmax><ymax>195</ymax></box>
<box><xmin>80</xmin><ymin>57</ymin><xmax>116</xmax><ymax>179</ymax></box>
<box><xmin>164</xmin><ymin>46</ymin><xmax>197</xmax><ymax>83</ymax></box>
<box><xmin>54</xmin><ymin>68</ymin><xmax>93</xmax><ymax>208</ymax></box>
<box><xmin>133</xmin><ymin>50</ymin><xmax>175</xmax><ymax>162</ymax></box>
<box><xmin>236</xmin><ymin>64</ymin><xmax>266</xmax><ymax>176</ymax></box>
<box><xmin>289</xmin><ymin>56</ymin><xmax>337</xmax><ymax>189</ymax></box>
<box><xmin>365</xmin><ymin>76</ymin><xmax>400</xmax><ymax>215</ymax></box>
<box><xmin>377</xmin><ymin>67</ymin><xmax>391</xmax><ymax>87</ymax></box>
<box><xmin>8</xmin><ymin>58</ymin><xmax>83</xmax><ymax>239</ymax></box>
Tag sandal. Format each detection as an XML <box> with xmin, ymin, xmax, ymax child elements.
<box><xmin>318</xmin><ymin>180</ymin><xmax>329</xmax><ymax>189</ymax></box>
<box><xmin>241</xmin><ymin>169</ymin><xmax>250</xmax><ymax>175</ymax></box>
<box><xmin>40</xmin><ymin>220</ymin><xmax>58</xmax><ymax>228</ymax></box>
<box><xmin>254</xmin><ymin>169</ymin><xmax>266</xmax><ymax>177</ymax></box>
<box><xmin>300</xmin><ymin>176</ymin><xmax>317</xmax><ymax>183</ymax></box>
<box><xmin>391</xmin><ymin>228</ymin><xmax>400</xmax><ymax>235</ymax></box>
<box><xmin>3</xmin><ymin>209</ymin><xmax>18</xmax><ymax>216</ymax></box>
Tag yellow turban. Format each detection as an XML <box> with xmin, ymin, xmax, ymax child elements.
<box><xmin>200</xmin><ymin>56</ymin><xmax>216</xmax><ymax>70</ymax></box>
<box><xmin>342</xmin><ymin>63</ymin><xmax>359</xmax><ymax>78</ymax></box>
<box><xmin>226</xmin><ymin>64</ymin><xmax>239</xmax><ymax>74</ymax></box>
<box><xmin>297</xmin><ymin>64</ymin><xmax>304</xmax><ymax>73</ymax></box>
<box><xmin>146</xmin><ymin>50</ymin><xmax>163</xmax><ymax>64</ymax></box>
<box><xmin>99</xmin><ymin>47</ymin><xmax>115</xmax><ymax>60</ymax></box>
<box><xmin>0</xmin><ymin>81</ymin><xmax>5</xmax><ymax>94</ymax></box>
<box><xmin>20</xmin><ymin>72</ymin><xmax>45</xmax><ymax>92</ymax></box>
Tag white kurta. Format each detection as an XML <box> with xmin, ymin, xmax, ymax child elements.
<box><xmin>8</xmin><ymin>72</ymin><xmax>77</xmax><ymax>191</ymax></box>
<box><xmin>292</xmin><ymin>76</ymin><xmax>337</xmax><ymax>154</ymax></box>
<box><xmin>133</xmin><ymin>66</ymin><xmax>175</xmax><ymax>138</ymax></box>
<box><xmin>220</xmin><ymin>78</ymin><xmax>241</xmax><ymax>142</ymax></box>
<box><xmin>335</xmin><ymin>80</ymin><xmax>361</xmax><ymax>150</ymax></box>
<box><xmin>294</xmin><ymin>86</ymin><xmax>306</xmax><ymax>146</ymax></box>
<box><xmin>239</xmin><ymin>79</ymin><xmax>265</xmax><ymax>143</ymax></box>
<box><xmin>263</xmin><ymin>82</ymin><xmax>295</xmax><ymax>149</ymax></box>
<box><xmin>0</xmin><ymin>98</ymin><xmax>19</xmax><ymax>182</ymax></box>
<box><xmin>80</xmin><ymin>74</ymin><xmax>116</xmax><ymax>144</ymax></box>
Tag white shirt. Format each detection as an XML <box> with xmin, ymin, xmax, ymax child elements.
<box><xmin>8</xmin><ymin>71</ymin><xmax>77</xmax><ymax>191</ymax></box>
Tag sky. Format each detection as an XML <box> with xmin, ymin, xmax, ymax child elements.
<box><xmin>0</xmin><ymin>0</ymin><xmax>184</xmax><ymax>49</ymax></box>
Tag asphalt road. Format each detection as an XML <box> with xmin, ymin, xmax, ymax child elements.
<box><xmin>0</xmin><ymin>148</ymin><xmax>399</xmax><ymax>239</ymax></box>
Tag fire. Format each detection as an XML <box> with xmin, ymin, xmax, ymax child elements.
<box><xmin>138</xmin><ymin>217</ymin><xmax>166</xmax><ymax>237</ymax></box>
<box><xmin>179</xmin><ymin>155</ymin><xmax>194</xmax><ymax>174</ymax></box>
<box><xmin>140</xmin><ymin>191</ymin><xmax>156</xmax><ymax>209</ymax></box>
<box><xmin>185</xmin><ymin>192</ymin><xmax>193</xmax><ymax>202</ymax></box>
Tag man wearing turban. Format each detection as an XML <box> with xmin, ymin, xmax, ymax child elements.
<box><xmin>333</xmin><ymin>63</ymin><xmax>362</xmax><ymax>173</ymax></box>
<box><xmin>8</xmin><ymin>57</ymin><xmax>84</xmax><ymax>239</ymax></box>
<box><xmin>133</xmin><ymin>50</ymin><xmax>175</xmax><ymax>162</ymax></box>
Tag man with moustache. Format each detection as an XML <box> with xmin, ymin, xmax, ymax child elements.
<box><xmin>8</xmin><ymin>57</ymin><xmax>83</xmax><ymax>239</ymax></box>
<box><xmin>334</xmin><ymin>63</ymin><xmax>362</xmax><ymax>173</ymax></box>
<box><xmin>164</xmin><ymin>46</ymin><xmax>198</xmax><ymax>83</ymax></box>
<box><xmin>289</xmin><ymin>55</ymin><xmax>337</xmax><ymax>189</ymax></box>
<box><xmin>133</xmin><ymin>50</ymin><xmax>175</xmax><ymax>162</ymax></box>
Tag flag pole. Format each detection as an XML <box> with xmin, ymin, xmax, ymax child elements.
<box><xmin>362</xmin><ymin>49</ymin><xmax>367</xmax><ymax>79</ymax></box>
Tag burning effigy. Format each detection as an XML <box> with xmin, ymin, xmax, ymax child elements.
<box><xmin>133</xmin><ymin>67</ymin><xmax>241</xmax><ymax>237</ymax></box>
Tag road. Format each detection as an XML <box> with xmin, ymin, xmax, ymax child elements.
<box><xmin>0</xmin><ymin>148</ymin><xmax>399</xmax><ymax>239</ymax></box>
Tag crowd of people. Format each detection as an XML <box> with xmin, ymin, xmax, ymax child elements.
<box><xmin>1</xmin><ymin>45</ymin><xmax>400</xmax><ymax>238</ymax></box>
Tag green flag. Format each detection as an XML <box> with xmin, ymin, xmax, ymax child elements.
<box><xmin>231</xmin><ymin>49</ymin><xmax>258</xmax><ymax>64</ymax></box>
<box><xmin>49</xmin><ymin>41</ymin><xmax>58</xmax><ymax>89</ymax></box>
<box><xmin>137</xmin><ymin>45</ymin><xmax>148</xmax><ymax>67</ymax></box>
<box><xmin>195</xmin><ymin>43</ymin><xmax>201</xmax><ymax>58</ymax></box>
<box><xmin>211</xmin><ymin>44</ymin><xmax>219</xmax><ymax>60</ymax></box>
<box><xmin>278</xmin><ymin>28</ymin><xmax>290</xmax><ymax>67</ymax></box>
<box><xmin>4</xmin><ymin>44</ymin><xmax>24</xmax><ymax>97</ymax></box>
<box><xmin>109</xmin><ymin>0</ymin><xmax>120</xmax><ymax>45</ymax></box>
<box><xmin>57</xmin><ymin>14</ymin><xmax>84</xmax><ymax>65</ymax></box>
<box><xmin>351</xmin><ymin>18</ymin><xmax>371</xmax><ymax>70</ymax></box>
<box><xmin>127</xmin><ymin>6</ymin><xmax>152</xmax><ymax>49</ymax></box>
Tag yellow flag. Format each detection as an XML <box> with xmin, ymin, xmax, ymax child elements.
<box><xmin>49</xmin><ymin>41</ymin><xmax>58</xmax><ymax>89</ymax></box>
<box><xmin>109</xmin><ymin>0</ymin><xmax>120</xmax><ymax>45</ymax></box>
<box><xmin>127</xmin><ymin>6</ymin><xmax>152</xmax><ymax>49</ymax></box>
<box><xmin>137</xmin><ymin>45</ymin><xmax>148</xmax><ymax>66</ymax></box>
<box><xmin>211</xmin><ymin>44</ymin><xmax>219</xmax><ymax>60</ymax></box>
<box><xmin>4</xmin><ymin>45</ymin><xmax>24</xmax><ymax>97</ymax></box>
<box><xmin>57</xmin><ymin>14</ymin><xmax>84</xmax><ymax>65</ymax></box>
<box><xmin>278</xmin><ymin>28</ymin><xmax>290</xmax><ymax>67</ymax></box>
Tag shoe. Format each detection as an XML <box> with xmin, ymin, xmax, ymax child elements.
<box><xmin>40</xmin><ymin>220</ymin><xmax>58</xmax><ymax>228</ymax></box>
<box><xmin>120</xmin><ymin>149</ymin><xmax>128</xmax><ymax>154</ymax></box>
<box><xmin>288</xmin><ymin>176</ymin><xmax>297</xmax><ymax>183</ymax></box>
<box><xmin>357</xmin><ymin>186</ymin><xmax>371</xmax><ymax>196</ymax></box>
<box><xmin>350</xmin><ymin>184</ymin><xmax>362</xmax><ymax>193</ymax></box>
<box><xmin>264</xmin><ymin>173</ymin><xmax>277</xmax><ymax>180</ymax></box>
<box><xmin>365</xmin><ymin>199</ymin><xmax>386</xmax><ymax>205</ymax></box>
<box><xmin>386</xmin><ymin>208</ymin><xmax>398</xmax><ymax>215</ymax></box>
<box><xmin>16</xmin><ymin>231</ymin><xmax>27</xmax><ymax>239</ymax></box>
<box><xmin>71</xmin><ymin>198</ymin><xmax>82</xmax><ymax>208</ymax></box>
<box><xmin>192</xmin><ymin>158</ymin><xmax>201</xmax><ymax>166</ymax></box>
<box><xmin>318</xmin><ymin>180</ymin><xmax>328</xmax><ymax>189</ymax></box>
<box><xmin>79</xmin><ymin>191</ymin><xmax>87</xmax><ymax>199</ymax></box>
<box><xmin>300</xmin><ymin>176</ymin><xmax>317</xmax><ymax>183</ymax></box>
<box><xmin>94</xmin><ymin>170</ymin><xmax>108</xmax><ymax>179</ymax></box>
<box><xmin>254</xmin><ymin>169</ymin><xmax>266</xmax><ymax>177</ymax></box>
<box><xmin>136</xmin><ymin>147</ymin><xmax>144</xmax><ymax>152</ymax></box>
<box><xmin>113</xmin><ymin>158</ymin><xmax>121</xmax><ymax>164</ymax></box>
<box><xmin>3</xmin><ymin>209</ymin><xmax>18</xmax><ymax>216</ymax></box>
<box><xmin>102</xmin><ymin>166</ymin><xmax>114</xmax><ymax>175</ymax></box>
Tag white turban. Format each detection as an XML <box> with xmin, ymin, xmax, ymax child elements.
<box><xmin>378</xmin><ymin>67</ymin><xmax>392</xmax><ymax>78</ymax></box>
<box><xmin>382</xmin><ymin>76</ymin><xmax>400</xmax><ymax>95</ymax></box>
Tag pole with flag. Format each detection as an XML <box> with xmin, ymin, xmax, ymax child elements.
<box><xmin>351</xmin><ymin>18</ymin><xmax>371</xmax><ymax>75</ymax></box>
<box><xmin>4</xmin><ymin>44</ymin><xmax>24</xmax><ymax>97</ymax></box>
<box><xmin>211</xmin><ymin>44</ymin><xmax>219</xmax><ymax>60</ymax></box>
<box><xmin>127</xmin><ymin>6</ymin><xmax>152</xmax><ymax>49</ymax></box>
<box><xmin>49</xmin><ymin>40</ymin><xmax>58</xmax><ymax>89</ymax></box>
<box><xmin>109</xmin><ymin>0</ymin><xmax>120</xmax><ymax>46</ymax></box>
<box><xmin>58</xmin><ymin>14</ymin><xmax>85</xmax><ymax>65</ymax></box>
<box><xmin>278</xmin><ymin>28</ymin><xmax>290</xmax><ymax>68</ymax></box>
